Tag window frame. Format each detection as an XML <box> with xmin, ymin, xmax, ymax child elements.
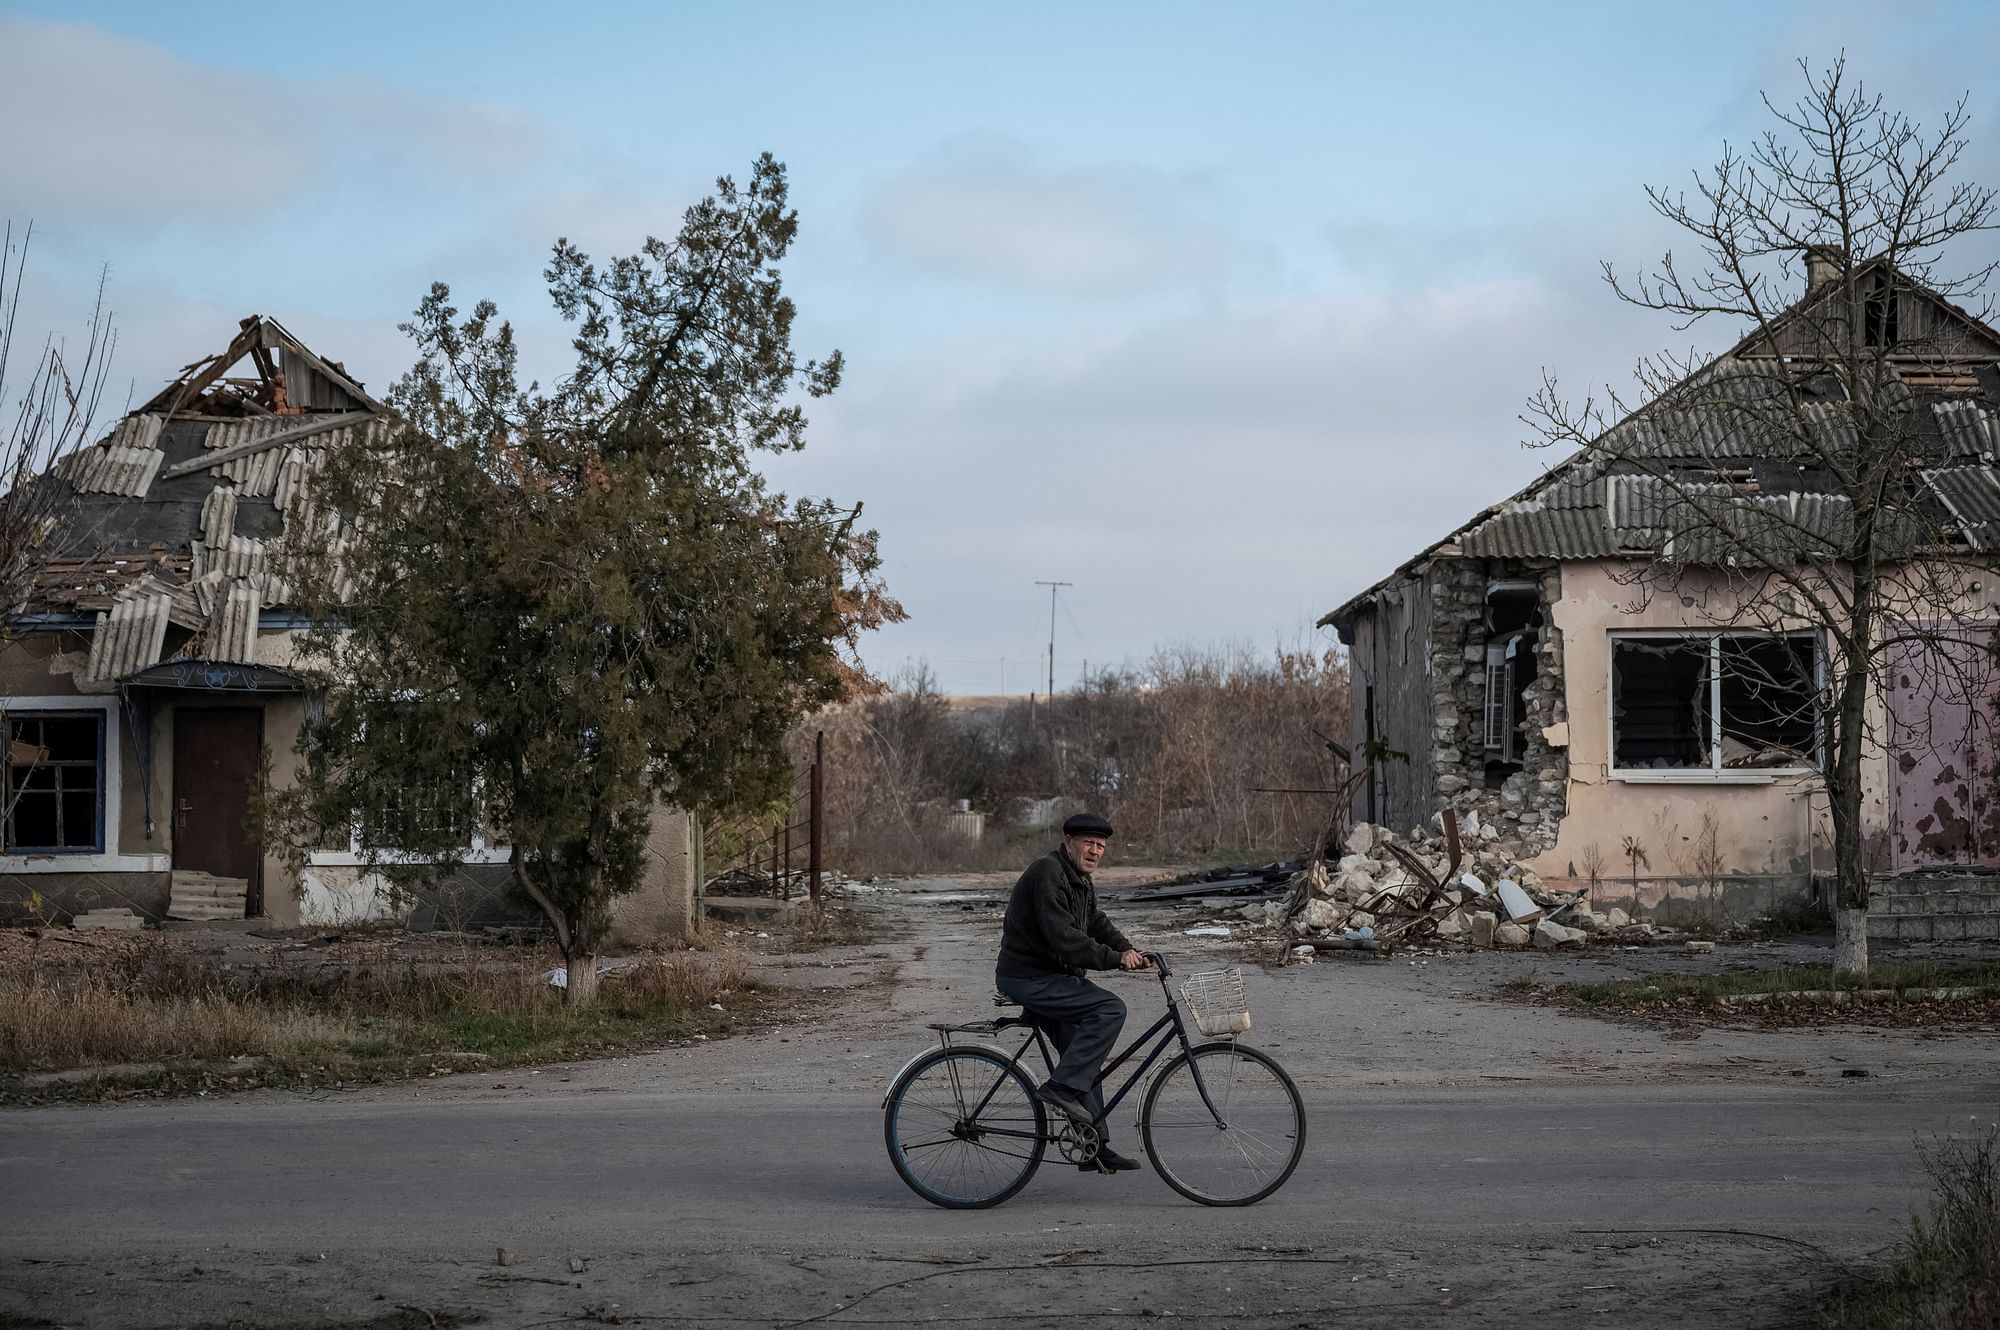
<box><xmin>0</xmin><ymin>695</ymin><xmax>169</xmax><ymax>872</ymax></box>
<box><xmin>302</xmin><ymin>699</ymin><xmax>507</xmax><ymax>868</ymax></box>
<box><xmin>1608</xmin><ymin>629</ymin><xmax>1823</xmax><ymax>783</ymax></box>
<box><xmin>6</xmin><ymin>710</ymin><xmax>106</xmax><ymax>853</ymax></box>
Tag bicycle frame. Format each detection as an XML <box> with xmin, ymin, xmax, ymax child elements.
<box><xmin>931</xmin><ymin>953</ymin><xmax>1232</xmax><ymax>1141</ymax></box>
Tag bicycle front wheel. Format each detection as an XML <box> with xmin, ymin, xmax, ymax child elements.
<box><xmin>884</xmin><ymin>1047</ymin><xmax>1047</xmax><ymax>1208</ymax></box>
<box><xmin>1140</xmin><ymin>1043</ymin><xmax>1305</xmax><ymax>1206</ymax></box>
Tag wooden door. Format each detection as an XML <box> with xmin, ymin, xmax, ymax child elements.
<box><xmin>172</xmin><ymin>707</ymin><xmax>264</xmax><ymax>913</ymax></box>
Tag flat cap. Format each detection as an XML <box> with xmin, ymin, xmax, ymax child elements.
<box><xmin>1063</xmin><ymin>812</ymin><xmax>1115</xmax><ymax>839</ymax></box>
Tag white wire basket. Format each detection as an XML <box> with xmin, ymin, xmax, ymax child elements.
<box><xmin>1179</xmin><ymin>967</ymin><xmax>1252</xmax><ymax>1037</ymax></box>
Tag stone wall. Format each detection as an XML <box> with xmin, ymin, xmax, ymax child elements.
<box><xmin>1423</xmin><ymin>557</ymin><xmax>1569</xmax><ymax>852</ymax></box>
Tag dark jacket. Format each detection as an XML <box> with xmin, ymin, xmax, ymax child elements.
<box><xmin>996</xmin><ymin>846</ymin><xmax>1134</xmax><ymax>978</ymax></box>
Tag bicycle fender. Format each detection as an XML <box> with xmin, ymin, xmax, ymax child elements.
<box><xmin>880</xmin><ymin>1043</ymin><xmax>1017</xmax><ymax>1108</ymax></box>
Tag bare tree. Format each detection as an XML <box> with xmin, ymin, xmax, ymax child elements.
<box><xmin>0</xmin><ymin>222</ymin><xmax>119</xmax><ymax>616</ymax></box>
<box><xmin>1525</xmin><ymin>58</ymin><xmax>1999</xmax><ymax>973</ymax></box>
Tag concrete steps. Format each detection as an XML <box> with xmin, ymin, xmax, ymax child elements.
<box><xmin>73</xmin><ymin>908</ymin><xmax>145</xmax><ymax>931</ymax></box>
<box><xmin>1869</xmin><ymin>875</ymin><xmax>2000</xmax><ymax>941</ymax></box>
<box><xmin>167</xmin><ymin>871</ymin><xmax>248</xmax><ymax>922</ymax></box>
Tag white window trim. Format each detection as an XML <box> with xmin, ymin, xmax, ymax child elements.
<box><xmin>0</xmin><ymin>695</ymin><xmax>169</xmax><ymax>873</ymax></box>
<box><xmin>1608</xmin><ymin>630</ymin><xmax>1823</xmax><ymax>783</ymax></box>
<box><xmin>307</xmin><ymin>841</ymin><xmax>512</xmax><ymax>869</ymax></box>
<box><xmin>299</xmin><ymin>693</ymin><xmax>509</xmax><ymax>868</ymax></box>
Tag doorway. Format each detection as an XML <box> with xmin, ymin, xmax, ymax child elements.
<box><xmin>171</xmin><ymin>707</ymin><xmax>265</xmax><ymax>915</ymax></box>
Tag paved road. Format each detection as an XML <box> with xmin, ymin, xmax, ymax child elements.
<box><xmin>5</xmin><ymin>878</ymin><xmax>1999</xmax><ymax>1328</ymax></box>
<box><xmin>1</xmin><ymin>1081</ymin><xmax>1988</xmax><ymax>1328</ymax></box>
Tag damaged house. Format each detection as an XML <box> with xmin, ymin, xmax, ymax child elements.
<box><xmin>1322</xmin><ymin>259</ymin><xmax>2000</xmax><ymax>936</ymax></box>
<box><xmin>0</xmin><ymin>318</ymin><xmax>695</xmax><ymax>933</ymax></box>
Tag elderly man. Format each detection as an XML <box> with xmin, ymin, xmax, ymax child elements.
<box><xmin>995</xmin><ymin>812</ymin><xmax>1149</xmax><ymax>1173</ymax></box>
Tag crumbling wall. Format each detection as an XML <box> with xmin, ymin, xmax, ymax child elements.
<box><xmin>1423</xmin><ymin>557</ymin><xmax>1569</xmax><ymax>851</ymax></box>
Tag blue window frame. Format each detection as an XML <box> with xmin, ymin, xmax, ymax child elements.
<box><xmin>5</xmin><ymin>713</ymin><xmax>106</xmax><ymax>852</ymax></box>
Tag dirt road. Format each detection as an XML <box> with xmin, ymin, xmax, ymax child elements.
<box><xmin>4</xmin><ymin>872</ymin><xmax>1996</xmax><ymax>1329</ymax></box>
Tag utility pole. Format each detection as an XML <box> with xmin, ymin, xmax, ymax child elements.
<box><xmin>1034</xmin><ymin>580</ymin><xmax>1072</xmax><ymax>711</ymax></box>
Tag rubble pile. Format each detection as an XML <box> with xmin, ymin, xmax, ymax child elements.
<box><xmin>1266</xmin><ymin>811</ymin><xmax>1652</xmax><ymax>956</ymax></box>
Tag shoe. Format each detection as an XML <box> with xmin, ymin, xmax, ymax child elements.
<box><xmin>1035</xmin><ymin>1081</ymin><xmax>1095</xmax><ymax>1127</ymax></box>
<box><xmin>1079</xmin><ymin>1148</ymin><xmax>1144</xmax><ymax>1173</ymax></box>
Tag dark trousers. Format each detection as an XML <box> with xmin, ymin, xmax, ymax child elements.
<box><xmin>995</xmin><ymin>971</ymin><xmax>1127</xmax><ymax>1142</ymax></box>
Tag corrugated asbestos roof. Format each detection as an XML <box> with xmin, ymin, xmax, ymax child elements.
<box><xmin>82</xmin><ymin>583</ymin><xmax>174</xmax><ymax>683</ymax></box>
<box><xmin>22</xmin><ymin>321</ymin><xmax>387</xmax><ymax>680</ymax></box>
<box><xmin>1324</xmin><ymin>345</ymin><xmax>2000</xmax><ymax>630</ymax></box>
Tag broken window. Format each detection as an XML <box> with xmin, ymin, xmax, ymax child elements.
<box><xmin>5</xmin><ymin>713</ymin><xmax>104</xmax><ymax>852</ymax></box>
<box><xmin>1612</xmin><ymin>634</ymin><xmax>1819</xmax><ymax>772</ymax></box>
<box><xmin>1483</xmin><ymin>584</ymin><xmax>1542</xmax><ymax>766</ymax></box>
<box><xmin>1483</xmin><ymin>641</ymin><xmax>1514</xmax><ymax>755</ymax></box>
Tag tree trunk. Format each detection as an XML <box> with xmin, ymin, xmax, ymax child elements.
<box><xmin>1831</xmin><ymin>907</ymin><xmax>1869</xmax><ymax>974</ymax></box>
<box><xmin>1827</xmin><ymin>561</ymin><xmax>1874</xmax><ymax>977</ymax></box>
<box><xmin>564</xmin><ymin>950</ymin><xmax>600</xmax><ymax>1005</ymax></box>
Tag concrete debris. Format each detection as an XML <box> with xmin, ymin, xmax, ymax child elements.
<box><xmin>1280</xmin><ymin>816</ymin><xmax>1609</xmax><ymax>957</ymax></box>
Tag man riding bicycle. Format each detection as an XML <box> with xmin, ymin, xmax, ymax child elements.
<box><xmin>995</xmin><ymin>812</ymin><xmax>1149</xmax><ymax>1174</ymax></box>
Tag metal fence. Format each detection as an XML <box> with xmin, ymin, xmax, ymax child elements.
<box><xmin>703</xmin><ymin>730</ymin><xmax>826</xmax><ymax>902</ymax></box>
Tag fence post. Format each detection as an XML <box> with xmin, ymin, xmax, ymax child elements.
<box><xmin>810</xmin><ymin>729</ymin><xmax>824</xmax><ymax>903</ymax></box>
<box><xmin>772</xmin><ymin>821</ymin><xmax>785</xmax><ymax>900</ymax></box>
<box><xmin>782</xmin><ymin>817</ymin><xmax>792</xmax><ymax>900</ymax></box>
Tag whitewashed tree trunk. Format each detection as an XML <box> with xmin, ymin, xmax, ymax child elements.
<box><xmin>1831</xmin><ymin>906</ymin><xmax>1869</xmax><ymax>976</ymax></box>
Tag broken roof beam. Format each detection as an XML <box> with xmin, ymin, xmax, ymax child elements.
<box><xmin>157</xmin><ymin>411</ymin><xmax>373</xmax><ymax>482</ymax></box>
<box><xmin>140</xmin><ymin>318</ymin><xmax>266</xmax><ymax>419</ymax></box>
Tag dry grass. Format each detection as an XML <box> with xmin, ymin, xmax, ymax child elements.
<box><xmin>781</xmin><ymin>902</ymin><xmax>874</xmax><ymax>952</ymax></box>
<box><xmin>0</xmin><ymin>934</ymin><xmax>759</xmax><ymax>1093</ymax></box>
<box><xmin>0</xmin><ymin>970</ymin><xmax>350</xmax><ymax>1067</ymax></box>
<box><xmin>1819</xmin><ymin>1129</ymin><xmax>2000</xmax><ymax>1328</ymax></box>
<box><xmin>603</xmin><ymin>949</ymin><xmax>751</xmax><ymax>1012</ymax></box>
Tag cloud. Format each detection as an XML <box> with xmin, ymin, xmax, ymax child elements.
<box><xmin>858</xmin><ymin>136</ymin><xmax>1242</xmax><ymax>297</ymax></box>
<box><xmin>766</xmin><ymin>260</ymin><xmax>1685</xmax><ymax>690</ymax></box>
<box><xmin>0</xmin><ymin>18</ymin><xmax>551</xmax><ymax>228</ymax></box>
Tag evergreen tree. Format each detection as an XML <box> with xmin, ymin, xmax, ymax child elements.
<box><xmin>279</xmin><ymin>156</ymin><xmax>898</xmax><ymax>1001</ymax></box>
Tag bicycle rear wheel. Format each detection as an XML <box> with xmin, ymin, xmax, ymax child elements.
<box><xmin>884</xmin><ymin>1047</ymin><xmax>1047</xmax><ymax>1208</ymax></box>
<box><xmin>1140</xmin><ymin>1043</ymin><xmax>1305</xmax><ymax>1206</ymax></box>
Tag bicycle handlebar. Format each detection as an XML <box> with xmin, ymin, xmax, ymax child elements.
<box><xmin>1142</xmin><ymin>950</ymin><xmax>1171</xmax><ymax>979</ymax></box>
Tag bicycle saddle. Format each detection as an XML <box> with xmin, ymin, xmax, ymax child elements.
<box><xmin>990</xmin><ymin>993</ymin><xmax>1021</xmax><ymax>1008</ymax></box>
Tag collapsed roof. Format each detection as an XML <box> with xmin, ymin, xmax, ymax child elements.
<box><xmin>1321</xmin><ymin>263</ymin><xmax>2000</xmax><ymax>635</ymax></box>
<box><xmin>22</xmin><ymin>316</ymin><xmax>389</xmax><ymax>684</ymax></box>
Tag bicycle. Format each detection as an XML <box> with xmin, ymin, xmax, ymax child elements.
<box><xmin>881</xmin><ymin>950</ymin><xmax>1306</xmax><ymax>1209</ymax></box>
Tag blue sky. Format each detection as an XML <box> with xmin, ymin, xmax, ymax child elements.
<box><xmin>6</xmin><ymin>2</ymin><xmax>1999</xmax><ymax>692</ymax></box>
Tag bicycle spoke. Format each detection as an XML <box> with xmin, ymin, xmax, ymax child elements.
<box><xmin>887</xmin><ymin>1049</ymin><xmax>1046</xmax><ymax>1208</ymax></box>
<box><xmin>1142</xmin><ymin>1046</ymin><xmax>1304</xmax><ymax>1206</ymax></box>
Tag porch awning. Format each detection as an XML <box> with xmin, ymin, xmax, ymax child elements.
<box><xmin>118</xmin><ymin>659</ymin><xmax>305</xmax><ymax>694</ymax></box>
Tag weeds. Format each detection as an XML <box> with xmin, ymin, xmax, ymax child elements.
<box><xmin>1748</xmin><ymin>897</ymin><xmax>1834</xmax><ymax>939</ymax></box>
<box><xmin>0</xmin><ymin>938</ymin><xmax>761</xmax><ymax>1097</ymax></box>
<box><xmin>603</xmin><ymin>950</ymin><xmax>751</xmax><ymax>1013</ymax></box>
<box><xmin>782</xmin><ymin>903</ymin><xmax>873</xmax><ymax>952</ymax></box>
<box><xmin>1561</xmin><ymin>962</ymin><xmax>2000</xmax><ymax>1009</ymax></box>
<box><xmin>1819</xmin><ymin>1129</ymin><xmax>2000</xmax><ymax>1328</ymax></box>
